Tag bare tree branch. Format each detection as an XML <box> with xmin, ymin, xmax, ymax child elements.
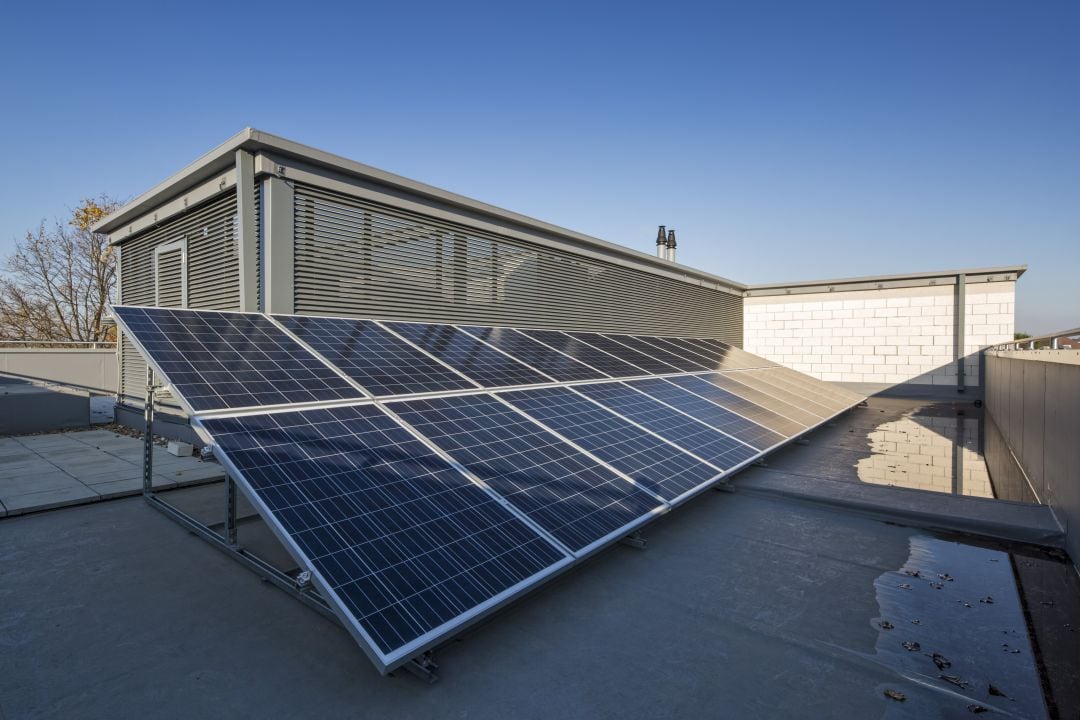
<box><xmin>0</xmin><ymin>197</ymin><xmax>120</xmax><ymax>342</ymax></box>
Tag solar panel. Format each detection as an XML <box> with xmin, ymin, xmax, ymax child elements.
<box><xmin>730</xmin><ymin>368</ymin><xmax>840</xmax><ymax>416</ymax></box>
<box><xmin>199</xmin><ymin>404</ymin><xmax>570</xmax><ymax>668</ymax></box>
<box><xmin>112</xmin><ymin>306</ymin><xmax>364</xmax><ymax>412</ymax></box>
<box><xmin>664</xmin><ymin>375</ymin><xmax>807</xmax><ymax>437</ymax></box>
<box><xmin>766</xmin><ymin>366</ymin><xmax>864</xmax><ymax>407</ymax></box>
<box><xmin>572</xmin><ymin>382</ymin><xmax>759</xmax><ymax>471</ymax></box>
<box><xmin>389</xmin><ymin>393</ymin><xmax>666</xmax><ymax>553</ymax></box>
<box><xmin>626</xmin><ymin>377</ymin><xmax>786</xmax><ymax>451</ymax></box>
<box><xmin>385</xmin><ymin>322</ymin><xmax>551</xmax><ymax>388</ymax></box>
<box><xmin>685</xmin><ymin>338</ymin><xmax>778</xmax><ymax>370</ymax></box>
<box><xmin>631</xmin><ymin>336</ymin><xmax>723</xmax><ymax>369</ymax></box>
<box><xmin>694</xmin><ymin>372</ymin><xmax>824</xmax><ymax>427</ymax></box>
<box><xmin>609</xmin><ymin>334</ymin><xmax>711</xmax><ymax>372</ymax></box>
<box><xmin>500</xmin><ymin>386</ymin><xmax>722</xmax><ymax>501</ymax></box>
<box><xmin>115</xmin><ymin>304</ymin><xmax>865</xmax><ymax>676</ymax></box>
<box><xmin>275</xmin><ymin>314</ymin><xmax>477</xmax><ymax>396</ymax></box>
<box><xmin>566</xmin><ymin>332</ymin><xmax>681</xmax><ymax>374</ymax></box>
<box><xmin>515</xmin><ymin>329</ymin><xmax>646</xmax><ymax>377</ymax></box>
<box><xmin>458</xmin><ymin>326</ymin><xmax>606</xmax><ymax>382</ymax></box>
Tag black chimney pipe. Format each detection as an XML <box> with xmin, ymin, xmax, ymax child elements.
<box><xmin>656</xmin><ymin>225</ymin><xmax>667</xmax><ymax>258</ymax></box>
<box><xmin>666</xmin><ymin>229</ymin><xmax>677</xmax><ymax>263</ymax></box>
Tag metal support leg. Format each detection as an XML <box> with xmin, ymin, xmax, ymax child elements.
<box><xmin>619</xmin><ymin>531</ymin><xmax>647</xmax><ymax>550</ymax></box>
<box><xmin>225</xmin><ymin>474</ymin><xmax>238</xmax><ymax>547</ymax></box>
<box><xmin>143</xmin><ymin>367</ymin><xmax>155</xmax><ymax>495</ymax></box>
<box><xmin>402</xmin><ymin>651</ymin><xmax>439</xmax><ymax>683</ymax></box>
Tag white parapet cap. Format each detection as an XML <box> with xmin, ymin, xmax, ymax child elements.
<box><xmin>743</xmin><ymin>265</ymin><xmax>1027</xmax><ymax>298</ymax></box>
<box><xmin>92</xmin><ymin>128</ymin><xmax>746</xmax><ymax>295</ymax></box>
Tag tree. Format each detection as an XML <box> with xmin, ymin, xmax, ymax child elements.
<box><xmin>0</xmin><ymin>197</ymin><xmax>119</xmax><ymax>343</ymax></box>
<box><xmin>1014</xmin><ymin>332</ymin><xmax>1031</xmax><ymax>340</ymax></box>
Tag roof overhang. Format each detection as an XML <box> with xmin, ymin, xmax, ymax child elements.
<box><xmin>743</xmin><ymin>265</ymin><xmax>1027</xmax><ymax>298</ymax></box>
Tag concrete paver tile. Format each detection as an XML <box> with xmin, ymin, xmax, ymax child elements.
<box><xmin>2</xmin><ymin>483</ymin><xmax>99</xmax><ymax>515</ymax></box>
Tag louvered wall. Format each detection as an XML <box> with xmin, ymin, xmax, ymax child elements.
<box><xmin>118</xmin><ymin>189</ymin><xmax>257</xmax><ymax>407</ymax></box>
<box><xmin>155</xmin><ymin>248</ymin><xmax>184</xmax><ymax>306</ymax></box>
<box><xmin>292</xmin><ymin>184</ymin><xmax>743</xmax><ymax>341</ymax></box>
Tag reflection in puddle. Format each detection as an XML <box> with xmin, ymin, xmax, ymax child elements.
<box><xmin>857</xmin><ymin>413</ymin><xmax>992</xmax><ymax>498</ymax></box>
<box><xmin>852</xmin><ymin>401</ymin><xmax>1035</xmax><ymax>502</ymax></box>
<box><xmin>872</xmin><ymin>535</ymin><xmax>1047</xmax><ymax>718</ymax></box>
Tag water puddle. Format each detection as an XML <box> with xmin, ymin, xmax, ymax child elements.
<box><xmin>869</xmin><ymin>535</ymin><xmax>1067</xmax><ymax>718</ymax></box>
<box><xmin>853</xmin><ymin>401</ymin><xmax>1037</xmax><ymax>503</ymax></box>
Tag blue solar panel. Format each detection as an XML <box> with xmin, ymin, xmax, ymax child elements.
<box><xmin>628</xmin><ymin>336</ymin><xmax>721</xmax><ymax>369</ymax></box>
<box><xmin>694</xmin><ymin>373</ymin><xmax>823</xmax><ymax>427</ymax></box>
<box><xmin>683</xmin><ymin>338</ymin><xmax>776</xmax><ymax>370</ymax></box>
<box><xmin>458</xmin><ymin>326</ymin><xmax>606</xmax><ymax>382</ymax></box>
<box><xmin>724</xmin><ymin>369</ymin><xmax>837</xmax><ymax>416</ymax></box>
<box><xmin>501</xmin><ymin>386</ymin><xmax>721</xmax><ymax>501</ymax></box>
<box><xmin>664</xmin><ymin>375</ymin><xmax>807</xmax><ymax>436</ymax></box>
<box><xmin>515</xmin><ymin>329</ymin><xmax>646</xmax><ymax>377</ymax></box>
<box><xmin>566</xmin><ymin>332</ymin><xmax>681</xmax><ymax>374</ymax></box>
<box><xmin>627</xmin><ymin>378</ymin><xmax>786</xmax><ymax>451</ymax></box>
<box><xmin>275</xmin><ymin>314</ymin><xmax>476</xmax><ymax>396</ymax></box>
<box><xmin>112</xmin><ymin>306</ymin><xmax>363</xmax><ymax>412</ymax></box>
<box><xmin>390</xmin><ymin>394</ymin><xmax>665</xmax><ymax>553</ymax></box>
<box><xmin>571</xmin><ymin>382</ymin><xmax>758</xmax><ymax>471</ymax></box>
<box><xmin>385</xmin><ymin>322</ymin><xmax>551</xmax><ymax>388</ymax></box>
<box><xmin>199</xmin><ymin>403</ymin><xmax>568</xmax><ymax>663</ymax></box>
<box><xmin>607</xmin><ymin>335</ymin><xmax>711</xmax><ymax>372</ymax></box>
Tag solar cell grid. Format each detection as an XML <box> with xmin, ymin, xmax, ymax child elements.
<box><xmin>685</xmin><ymin>338</ymin><xmax>777</xmax><ymax>370</ymax></box>
<box><xmin>664</xmin><ymin>375</ymin><xmax>806</xmax><ymax>437</ymax></box>
<box><xmin>566</xmin><ymin>332</ymin><xmax>680</xmax><ymax>374</ymax></box>
<box><xmin>606</xmin><ymin>334</ymin><xmax>710</xmax><ymax>372</ymax></box>
<box><xmin>275</xmin><ymin>314</ymin><xmax>476</xmax><ymax>396</ymax></box>
<box><xmin>390</xmin><ymin>393</ymin><xmax>665</xmax><ymax>553</ymax></box>
<box><xmin>696</xmin><ymin>372</ymin><xmax>823</xmax><ymax>426</ymax></box>
<box><xmin>385</xmin><ymin>322</ymin><xmax>551</xmax><ymax>388</ymax></box>
<box><xmin>458</xmin><ymin>326</ymin><xmax>606</xmax><ymax>382</ymax></box>
<box><xmin>733</xmin><ymin>368</ymin><xmax>840</xmax><ymax>414</ymax></box>
<box><xmin>113</xmin><ymin>306</ymin><xmax>363</xmax><ymax>411</ymax></box>
<box><xmin>501</xmin><ymin>386</ymin><xmax>722</xmax><ymax>501</ymax></box>
<box><xmin>572</xmin><ymin>382</ymin><xmax>759</xmax><ymax>471</ymax></box>
<box><xmin>200</xmin><ymin>404</ymin><xmax>568</xmax><ymax>660</ymax></box>
<box><xmin>632</xmin><ymin>336</ymin><xmax>723</xmax><ymax>369</ymax></box>
<box><xmin>627</xmin><ymin>377</ymin><xmax>785</xmax><ymax>451</ymax></box>
<box><xmin>515</xmin><ymin>329</ymin><xmax>646</xmax><ymax>377</ymax></box>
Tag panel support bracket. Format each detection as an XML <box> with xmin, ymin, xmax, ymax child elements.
<box><xmin>402</xmin><ymin>651</ymin><xmax>440</xmax><ymax>684</ymax></box>
<box><xmin>619</xmin><ymin>531</ymin><xmax>648</xmax><ymax>550</ymax></box>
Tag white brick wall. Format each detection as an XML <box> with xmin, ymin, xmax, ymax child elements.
<box><xmin>743</xmin><ymin>281</ymin><xmax>1015</xmax><ymax>386</ymax></box>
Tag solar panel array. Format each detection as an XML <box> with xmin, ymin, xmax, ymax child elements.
<box><xmin>112</xmin><ymin>304</ymin><xmax>863</xmax><ymax>675</ymax></box>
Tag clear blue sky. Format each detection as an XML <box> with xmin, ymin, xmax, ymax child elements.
<box><xmin>0</xmin><ymin>1</ymin><xmax>1076</xmax><ymax>333</ymax></box>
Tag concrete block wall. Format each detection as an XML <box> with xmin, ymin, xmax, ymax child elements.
<box><xmin>743</xmin><ymin>281</ymin><xmax>1015</xmax><ymax>386</ymax></box>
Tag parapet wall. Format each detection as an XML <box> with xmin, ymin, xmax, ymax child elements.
<box><xmin>744</xmin><ymin>280</ymin><xmax>1015</xmax><ymax>387</ymax></box>
<box><xmin>985</xmin><ymin>350</ymin><xmax>1080</xmax><ymax>568</ymax></box>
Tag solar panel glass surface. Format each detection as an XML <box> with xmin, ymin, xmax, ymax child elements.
<box><xmin>572</xmin><ymin>382</ymin><xmax>759</xmax><ymax>471</ymax></box>
<box><xmin>113</xmin><ymin>306</ymin><xmax>363</xmax><ymax>411</ymax></box>
<box><xmin>385</xmin><ymin>322</ymin><xmax>551</xmax><ymax>388</ymax></box>
<box><xmin>200</xmin><ymin>404</ymin><xmax>568</xmax><ymax>660</ymax></box>
<box><xmin>275</xmin><ymin>314</ymin><xmax>476</xmax><ymax>396</ymax></box>
<box><xmin>390</xmin><ymin>393</ymin><xmax>665</xmax><ymax>553</ymax></box>
<box><xmin>501</xmin><ymin>386</ymin><xmax>721</xmax><ymax>500</ymax></box>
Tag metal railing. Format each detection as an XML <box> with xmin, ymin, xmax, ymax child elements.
<box><xmin>990</xmin><ymin>326</ymin><xmax>1080</xmax><ymax>351</ymax></box>
<box><xmin>0</xmin><ymin>340</ymin><xmax>117</xmax><ymax>350</ymax></box>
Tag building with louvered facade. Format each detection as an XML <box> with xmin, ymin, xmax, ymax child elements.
<box><xmin>94</xmin><ymin>129</ymin><xmax>745</xmax><ymax>426</ymax></box>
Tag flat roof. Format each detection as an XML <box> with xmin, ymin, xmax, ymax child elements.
<box><xmin>1</xmin><ymin>394</ymin><xmax>1074</xmax><ymax>717</ymax></box>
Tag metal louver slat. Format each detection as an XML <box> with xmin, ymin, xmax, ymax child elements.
<box><xmin>292</xmin><ymin>184</ymin><xmax>743</xmax><ymax>341</ymax></box>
